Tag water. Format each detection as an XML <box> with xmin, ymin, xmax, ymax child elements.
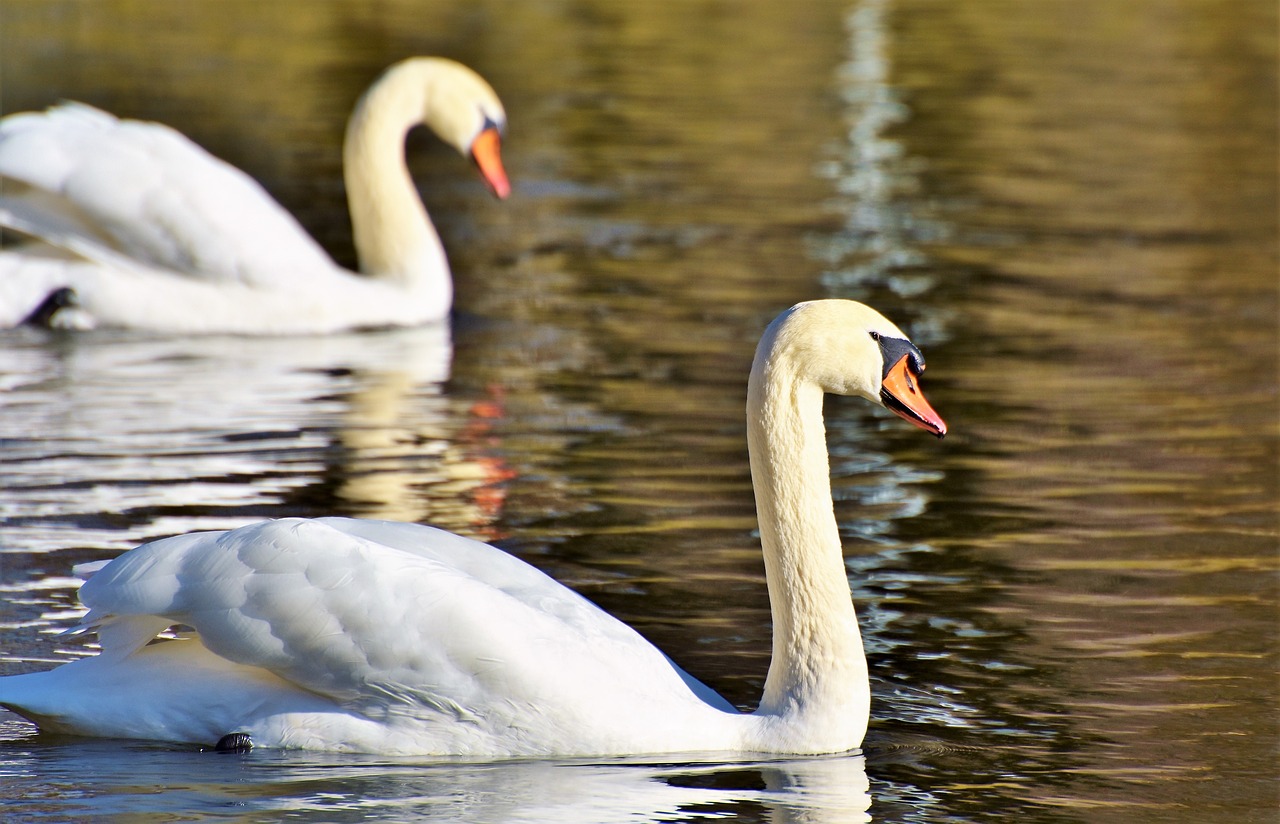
<box><xmin>0</xmin><ymin>0</ymin><xmax>1275</xmax><ymax>820</ymax></box>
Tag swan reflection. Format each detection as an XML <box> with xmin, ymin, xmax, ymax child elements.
<box><xmin>0</xmin><ymin>733</ymin><xmax>871</xmax><ymax>823</ymax></box>
<box><xmin>0</xmin><ymin>322</ymin><xmax>511</xmax><ymax>556</ymax></box>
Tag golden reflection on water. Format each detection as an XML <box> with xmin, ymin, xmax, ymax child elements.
<box><xmin>0</xmin><ymin>0</ymin><xmax>1275</xmax><ymax>820</ymax></box>
<box><xmin>334</xmin><ymin>368</ymin><xmax>517</xmax><ymax>540</ymax></box>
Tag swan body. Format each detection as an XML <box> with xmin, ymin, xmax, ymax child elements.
<box><xmin>0</xmin><ymin>57</ymin><xmax>509</xmax><ymax>334</ymax></box>
<box><xmin>0</xmin><ymin>300</ymin><xmax>946</xmax><ymax>756</ymax></box>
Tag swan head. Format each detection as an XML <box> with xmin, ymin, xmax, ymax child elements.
<box><xmin>409</xmin><ymin>57</ymin><xmax>510</xmax><ymax>199</ymax></box>
<box><xmin>759</xmin><ymin>300</ymin><xmax>947</xmax><ymax>437</ymax></box>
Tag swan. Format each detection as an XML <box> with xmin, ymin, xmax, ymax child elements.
<box><xmin>0</xmin><ymin>299</ymin><xmax>946</xmax><ymax>756</ymax></box>
<box><xmin>0</xmin><ymin>57</ymin><xmax>509</xmax><ymax>334</ymax></box>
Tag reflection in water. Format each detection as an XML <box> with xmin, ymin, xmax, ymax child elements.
<box><xmin>0</xmin><ymin>0</ymin><xmax>1275</xmax><ymax>820</ymax></box>
<box><xmin>0</xmin><ymin>324</ymin><xmax>476</xmax><ymax>541</ymax></box>
<box><xmin>334</xmin><ymin>370</ymin><xmax>516</xmax><ymax>540</ymax></box>
<box><xmin>0</xmin><ymin>732</ymin><xmax>871</xmax><ymax>823</ymax></box>
<box><xmin>816</xmin><ymin>0</ymin><xmax>1278</xmax><ymax>820</ymax></box>
<box><xmin>816</xmin><ymin>0</ymin><xmax>949</xmax><ymax>342</ymax></box>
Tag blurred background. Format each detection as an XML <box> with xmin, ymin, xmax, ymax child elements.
<box><xmin>0</xmin><ymin>1</ymin><xmax>1275</xmax><ymax>821</ymax></box>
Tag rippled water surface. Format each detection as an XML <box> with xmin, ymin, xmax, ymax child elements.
<box><xmin>0</xmin><ymin>0</ymin><xmax>1276</xmax><ymax>821</ymax></box>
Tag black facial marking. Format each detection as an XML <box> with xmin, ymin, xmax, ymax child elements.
<box><xmin>874</xmin><ymin>335</ymin><xmax>926</xmax><ymax>379</ymax></box>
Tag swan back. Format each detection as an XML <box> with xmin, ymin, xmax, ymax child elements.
<box><xmin>70</xmin><ymin>518</ymin><xmax>734</xmax><ymax>755</ymax></box>
<box><xmin>0</xmin><ymin>102</ymin><xmax>336</xmax><ymax>288</ymax></box>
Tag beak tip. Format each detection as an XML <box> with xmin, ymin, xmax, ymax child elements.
<box><xmin>471</xmin><ymin>126</ymin><xmax>510</xmax><ymax>200</ymax></box>
<box><xmin>881</xmin><ymin>356</ymin><xmax>947</xmax><ymax>440</ymax></box>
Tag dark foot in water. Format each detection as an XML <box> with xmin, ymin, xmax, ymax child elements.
<box><xmin>214</xmin><ymin>732</ymin><xmax>254</xmax><ymax>753</ymax></box>
<box><xmin>22</xmin><ymin>287</ymin><xmax>78</xmax><ymax>328</ymax></box>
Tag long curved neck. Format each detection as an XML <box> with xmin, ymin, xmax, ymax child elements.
<box><xmin>747</xmin><ymin>338</ymin><xmax>869</xmax><ymax>746</ymax></box>
<box><xmin>343</xmin><ymin>66</ymin><xmax>450</xmax><ymax>307</ymax></box>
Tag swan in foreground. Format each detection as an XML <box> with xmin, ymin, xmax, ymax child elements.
<box><xmin>0</xmin><ymin>57</ymin><xmax>509</xmax><ymax>334</ymax></box>
<box><xmin>0</xmin><ymin>300</ymin><xmax>946</xmax><ymax>756</ymax></box>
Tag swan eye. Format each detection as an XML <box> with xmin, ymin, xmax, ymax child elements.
<box><xmin>868</xmin><ymin>331</ymin><xmax>881</xmax><ymax>342</ymax></box>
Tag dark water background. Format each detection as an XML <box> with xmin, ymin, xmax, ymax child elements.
<box><xmin>0</xmin><ymin>0</ymin><xmax>1275</xmax><ymax>820</ymax></box>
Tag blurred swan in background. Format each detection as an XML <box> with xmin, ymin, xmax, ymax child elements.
<box><xmin>0</xmin><ymin>57</ymin><xmax>509</xmax><ymax>334</ymax></box>
<box><xmin>0</xmin><ymin>299</ymin><xmax>946</xmax><ymax>757</ymax></box>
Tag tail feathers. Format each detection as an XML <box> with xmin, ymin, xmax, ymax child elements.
<box><xmin>0</xmin><ymin>197</ymin><xmax>148</xmax><ymax>275</ymax></box>
<box><xmin>62</xmin><ymin>614</ymin><xmax>173</xmax><ymax>661</ymax></box>
<box><xmin>71</xmin><ymin>559</ymin><xmax>111</xmax><ymax>579</ymax></box>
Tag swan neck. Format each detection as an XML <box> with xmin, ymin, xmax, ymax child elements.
<box><xmin>343</xmin><ymin>68</ymin><xmax>450</xmax><ymax>305</ymax></box>
<box><xmin>746</xmin><ymin>339</ymin><xmax>869</xmax><ymax>745</ymax></box>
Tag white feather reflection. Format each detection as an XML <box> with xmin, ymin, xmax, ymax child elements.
<box><xmin>0</xmin><ymin>322</ymin><xmax>512</xmax><ymax>556</ymax></box>
<box><xmin>0</xmin><ymin>731</ymin><xmax>871</xmax><ymax>823</ymax></box>
<box><xmin>814</xmin><ymin>0</ymin><xmax>951</xmax><ymax>335</ymax></box>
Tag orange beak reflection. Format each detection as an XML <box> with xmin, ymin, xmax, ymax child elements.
<box><xmin>470</xmin><ymin>126</ymin><xmax>510</xmax><ymax>199</ymax></box>
<box><xmin>881</xmin><ymin>355</ymin><xmax>947</xmax><ymax>438</ymax></box>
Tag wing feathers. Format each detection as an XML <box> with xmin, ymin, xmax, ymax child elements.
<box><xmin>0</xmin><ymin>102</ymin><xmax>335</xmax><ymax>287</ymax></box>
<box><xmin>71</xmin><ymin>518</ymin><xmax>714</xmax><ymax>730</ymax></box>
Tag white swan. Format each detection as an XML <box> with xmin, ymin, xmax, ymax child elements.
<box><xmin>0</xmin><ymin>300</ymin><xmax>946</xmax><ymax>756</ymax></box>
<box><xmin>0</xmin><ymin>57</ymin><xmax>509</xmax><ymax>334</ymax></box>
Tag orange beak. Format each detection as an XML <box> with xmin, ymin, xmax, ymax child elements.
<box><xmin>881</xmin><ymin>355</ymin><xmax>947</xmax><ymax>438</ymax></box>
<box><xmin>470</xmin><ymin>126</ymin><xmax>510</xmax><ymax>199</ymax></box>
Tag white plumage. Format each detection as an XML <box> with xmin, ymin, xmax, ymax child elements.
<box><xmin>0</xmin><ymin>300</ymin><xmax>947</xmax><ymax>757</ymax></box>
<box><xmin>45</xmin><ymin>518</ymin><xmax>733</xmax><ymax>755</ymax></box>
<box><xmin>0</xmin><ymin>57</ymin><xmax>509</xmax><ymax>334</ymax></box>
